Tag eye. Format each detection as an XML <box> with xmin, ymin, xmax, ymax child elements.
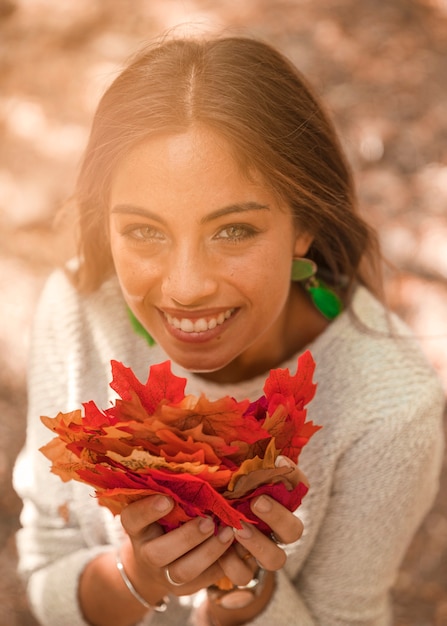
<box><xmin>215</xmin><ymin>224</ymin><xmax>258</xmax><ymax>242</ymax></box>
<box><xmin>123</xmin><ymin>224</ymin><xmax>165</xmax><ymax>242</ymax></box>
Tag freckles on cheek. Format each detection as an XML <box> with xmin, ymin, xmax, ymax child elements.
<box><xmin>113</xmin><ymin>257</ymin><xmax>146</xmax><ymax>301</ymax></box>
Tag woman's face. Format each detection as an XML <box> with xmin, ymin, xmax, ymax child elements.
<box><xmin>109</xmin><ymin>125</ymin><xmax>313</xmax><ymax>381</ymax></box>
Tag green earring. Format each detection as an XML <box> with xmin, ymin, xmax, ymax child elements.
<box><xmin>291</xmin><ymin>258</ymin><xmax>343</xmax><ymax>321</ymax></box>
<box><xmin>127</xmin><ymin>308</ymin><xmax>156</xmax><ymax>346</ymax></box>
<box><xmin>291</xmin><ymin>258</ymin><xmax>318</xmax><ymax>281</ymax></box>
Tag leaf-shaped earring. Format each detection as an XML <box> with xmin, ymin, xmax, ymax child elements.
<box><xmin>291</xmin><ymin>258</ymin><xmax>343</xmax><ymax>321</ymax></box>
<box><xmin>291</xmin><ymin>258</ymin><xmax>318</xmax><ymax>281</ymax></box>
<box><xmin>127</xmin><ymin>308</ymin><xmax>156</xmax><ymax>346</ymax></box>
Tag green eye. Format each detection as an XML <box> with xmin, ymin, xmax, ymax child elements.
<box><xmin>217</xmin><ymin>224</ymin><xmax>257</xmax><ymax>241</ymax></box>
<box><xmin>135</xmin><ymin>227</ymin><xmax>158</xmax><ymax>239</ymax></box>
<box><xmin>124</xmin><ymin>225</ymin><xmax>164</xmax><ymax>241</ymax></box>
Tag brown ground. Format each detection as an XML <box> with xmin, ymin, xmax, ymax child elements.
<box><xmin>1</xmin><ymin>1</ymin><xmax>446</xmax><ymax>624</ymax></box>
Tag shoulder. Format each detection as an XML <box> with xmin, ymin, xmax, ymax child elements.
<box><xmin>35</xmin><ymin>266</ymin><xmax>123</xmax><ymax>322</ymax></box>
<box><xmin>33</xmin><ymin>265</ymin><xmax>132</xmax><ymax>341</ymax></box>
<box><xmin>31</xmin><ymin>268</ymin><xmax>126</xmax><ymax>365</ymax></box>
<box><xmin>29</xmin><ymin>267</ymin><xmax>169</xmax><ymax>406</ymax></box>
<box><xmin>310</xmin><ymin>287</ymin><xmax>445</xmax><ymax>430</ymax></box>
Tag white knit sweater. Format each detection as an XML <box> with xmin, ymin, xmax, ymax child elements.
<box><xmin>13</xmin><ymin>270</ymin><xmax>445</xmax><ymax>626</ymax></box>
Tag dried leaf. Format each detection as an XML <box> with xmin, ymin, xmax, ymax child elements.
<box><xmin>40</xmin><ymin>352</ymin><xmax>320</xmax><ymax>533</ymax></box>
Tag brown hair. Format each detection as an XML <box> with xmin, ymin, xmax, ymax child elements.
<box><xmin>72</xmin><ymin>34</ymin><xmax>382</xmax><ymax>300</ymax></box>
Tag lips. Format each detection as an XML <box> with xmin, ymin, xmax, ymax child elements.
<box><xmin>164</xmin><ymin>308</ymin><xmax>236</xmax><ymax>333</ymax></box>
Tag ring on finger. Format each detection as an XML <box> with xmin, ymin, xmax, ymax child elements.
<box><xmin>241</xmin><ymin>551</ymin><xmax>258</xmax><ymax>569</ymax></box>
<box><xmin>270</xmin><ymin>532</ymin><xmax>285</xmax><ymax>546</ymax></box>
<box><xmin>164</xmin><ymin>566</ymin><xmax>183</xmax><ymax>587</ymax></box>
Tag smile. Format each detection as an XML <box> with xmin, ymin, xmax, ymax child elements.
<box><xmin>164</xmin><ymin>308</ymin><xmax>236</xmax><ymax>333</ymax></box>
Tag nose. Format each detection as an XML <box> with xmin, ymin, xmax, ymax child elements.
<box><xmin>161</xmin><ymin>247</ymin><xmax>218</xmax><ymax>306</ymax></box>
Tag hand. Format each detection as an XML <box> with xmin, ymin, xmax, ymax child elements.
<box><xmin>220</xmin><ymin>456</ymin><xmax>305</xmax><ymax>575</ymax></box>
<box><xmin>120</xmin><ymin>457</ymin><xmax>305</xmax><ymax>609</ymax></box>
<box><xmin>119</xmin><ymin>494</ymin><xmax>236</xmax><ymax>605</ymax></box>
<box><xmin>204</xmin><ymin>457</ymin><xmax>305</xmax><ymax>626</ymax></box>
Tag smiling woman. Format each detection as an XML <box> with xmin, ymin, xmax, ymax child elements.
<box><xmin>13</xmin><ymin>31</ymin><xmax>445</xmax><ymax>626</ymax></box>
<box><xmin>73</xmin><ymin>36</ymin><xmax>377</xmax><ymax>303</ymax></box>
<box><xmin>108</xmin><ymin>126</ymin><xmax>314</xmax><ymax>380</ymax></box>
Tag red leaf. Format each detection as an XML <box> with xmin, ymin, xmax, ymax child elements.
<box><xmin>231</xmin><ymin>481</ymin><xmax>309</xmax><ymax>534</ymax></box>
<box><xmin>77</xmin><ymin>465</ymin><xmax>252</xmax><ymax>530</ymax></box>
<box><xmin>264</xmin><ymin>350</ymin><xmax>317</xmax><ymax>409</ymax></box>
<box><xmin>40</xmin><ymin>354</ymin><xmax>321</xmax><ymax>534</ymax></box>
<box><xmin>110</xmin><ymin>360</ymin><xmax>187</xmax><ymax>414</ymax></box>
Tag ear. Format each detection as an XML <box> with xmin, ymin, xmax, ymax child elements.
<box><xmin>293</xmin><ymin>230</ymin><xmax>313</xmax><ymax>257</ymax></box>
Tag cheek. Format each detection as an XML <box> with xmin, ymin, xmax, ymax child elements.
<box><xmin>241</xmin><ymin>256</ymin><xmax>291</xmax><ymax>306</ymax></box>
<box><xmin>110</xmin><ymin>242</ymin><xmax>152</xmax><ymax>300</ymax></box>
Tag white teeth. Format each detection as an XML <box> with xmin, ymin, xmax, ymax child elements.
<box><xmin>165</xmin><ymin>309</ymin><xmax>235</xmax><ymax>333</ymax></box>
<box><xmin>194</xmin><ymin>318</ymin><xmax>209</xmax><ymax>332</ymax></box>
<box><xmin>179</xmin><ymin>318</ymin><xmax>194</xmax><ymax>332</ymax></box>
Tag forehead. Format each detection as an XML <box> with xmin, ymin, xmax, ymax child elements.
<box><xmin>110</xmin><ymin>125</ymin><xmax>276</xmax><ymax>207</ymax></box>
<box><xmin>115</xmin><ymin>126</ymin><xmax>240</xmax><ymax>175</ymax></box>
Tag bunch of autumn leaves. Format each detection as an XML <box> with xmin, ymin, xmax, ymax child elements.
<box><xmin>40</xmin><ymin>350</ymin><xmax>320</xmax><ymax>533</ymax></box>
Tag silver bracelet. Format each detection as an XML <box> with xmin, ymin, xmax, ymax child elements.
<box><xmin>115</xmin><ymin>551</ymin><xmax>169</xmax><ymax>613</ymax></box>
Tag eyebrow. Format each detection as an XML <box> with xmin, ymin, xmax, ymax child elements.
<box><xmin>110</xmin><ymin>201</ymin><xmax>270</xmax><ymax>225</ymax></box>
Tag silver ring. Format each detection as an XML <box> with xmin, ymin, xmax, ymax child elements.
<box><xmin>164</xmin><ymin>566</ymin><xmax>183</xmax><ymax>587</ymax></box>
<box><xmin>270</xmin><ymin>532</ymin><xmax>284</xmax><ymax>546</ymax></box>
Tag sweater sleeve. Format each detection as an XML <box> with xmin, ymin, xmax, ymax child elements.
<box><xmin>293</xmin><ymin>376</ymin><xmax>445</xmax><ymax>625</ymax></box>
<box><xmin>13</xmin><ymin>271</ymin><xmax>121</xmax><ymax>626</ymax></box>
<box><xmin>246</xmin><ymin>329</ymin><xmax>445</xmax><ymax>626</ymax></box>
<box><xmin>196</xmin><ymin>381</ymin><xmax>444</xmax><ymax>626</ymax></box>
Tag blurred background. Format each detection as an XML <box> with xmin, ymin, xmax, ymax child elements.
<box><xmin>0</xmin><ymin>0</ymin><xmax>446</xmax><ymax>624</ymax></box>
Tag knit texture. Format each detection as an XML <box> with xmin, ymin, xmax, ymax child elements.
<box><xmin>13</xmin><ymin>270</ymin><xmax>445</xmax><ymax>626</ymax></box>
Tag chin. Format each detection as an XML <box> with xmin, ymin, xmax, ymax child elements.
<box><xmin>169</xmin><ymin>351</ymin><xmax>236</xmax><ymax>376</ymax></box>
<box><xmin>179</xmin><ymin>359</ymin><xmax>228</xmax><ymax>375</ymax></box>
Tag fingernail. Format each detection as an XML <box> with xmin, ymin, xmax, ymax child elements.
<box><xmin>199</xmin><ymin>516</ymin><xmax>215</xmax><ymax>534</ymax></box>
<box><xmin>154</xmin><ymin>495</ymin><xmax>172</xmax><ymax>512</ymax></box>
<box><xmin>218</xmin><ymin>526</ymin><xmax>234</xmax><ymax>544</ymax></box>
<box><xmin>275</xmin><ymin>455</ymin><xmax>294</xmax><ymax>468</ymax></box>
<box><xmin>234</xmin><ymin>522</ymin><xmax>252</xmax><ymax>539</ymax></box>
<box><xmin>253</xmin><ymin>495</ymin><xmax>272</xmax><ymax>513</ymax></box>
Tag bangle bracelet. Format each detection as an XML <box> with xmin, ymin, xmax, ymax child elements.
<box><xmin>115</xmin><ymin>551</ymin><xmax>169</xmax><ymax>613</ymax></box>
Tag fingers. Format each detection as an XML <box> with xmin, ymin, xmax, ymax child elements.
<box><xmin>232</xmin><ymin>494</ymin><xmax>304</xmax><ymax>571</ymax></box>
<box><xmin>121</xmin><ymin>496</ymin><xmax>236</xmax><ymax>576</ymax></box>
<box><xmin>119</xmin><ymin>483</ymin><xmax>304</xmax><ymax>590</ymax></box>
<box><xmin>120</xmin><ymin>497</ymin><xmax>239</xmax><ymax>592</ymax></box>
<box><xmin>159</xmin><ymin>526</ymin><xmax>234</xmax><ymax>586</ymax></box>
<box><xmin>234</xmin><ymin>520</ymin><xmax>287</xmax><ymax>570</ymax></box>
<box><xmin>218</xmin><ymin>545</ymin><xmax>257</xmax><ymax>587</ymax></box>
<box><xmin>144</xmin><ymin>517</ymin><xmax>221</xmax><ymax>567</ymax></box>
<box><xmin>121</xmin><ymin>495</ymin><xmax>173</xmax><ymax>537</ymax></box>
<box><xmin>252</xmin><ymin>495</ymin><xmax>304</xmax><ymax>545</ymax></box>
<box><xmin>276</xmin><ymin>454</ymin><xmax>309</xmax><ymax>488</ymax></box>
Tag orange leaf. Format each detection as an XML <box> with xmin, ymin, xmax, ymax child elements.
<box><xmin>39</xmin><ymin>353</ymin><xmax>321</xmax><ymax>533</ymax></box>
<box><xmin>227</xmin><ymin>438</ymin><xmax>278</xmax><ymax>491</ymax></box>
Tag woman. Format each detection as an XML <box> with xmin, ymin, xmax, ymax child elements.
<box><xmin>13</xmin><ymin>34</ymin><xmax>445</xmax><ymax>626</ymax></box>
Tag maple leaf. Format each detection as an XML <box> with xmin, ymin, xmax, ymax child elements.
<box><xmin>110</xmin><ymin>360</ymin><xmax>187</xmax><ymax>414</ymax></box>
<box><xmin>264</xmin><ymin>349</ymin><xmax>317</xmax><ymax>409</ymax></box>
<box><xmin>230</xmin><ymin>481</ymin><xmax>309</xmax><ymax>534</ymax></box>
<box><xmin>40</xmin><ymin>351</ymin><xmax>320</xmax><ymax>536</ymax></box>
<box><xmin>262</xmin><ymin>404</ymin><xmax>321</xmax><ymax>463</ymax></box>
